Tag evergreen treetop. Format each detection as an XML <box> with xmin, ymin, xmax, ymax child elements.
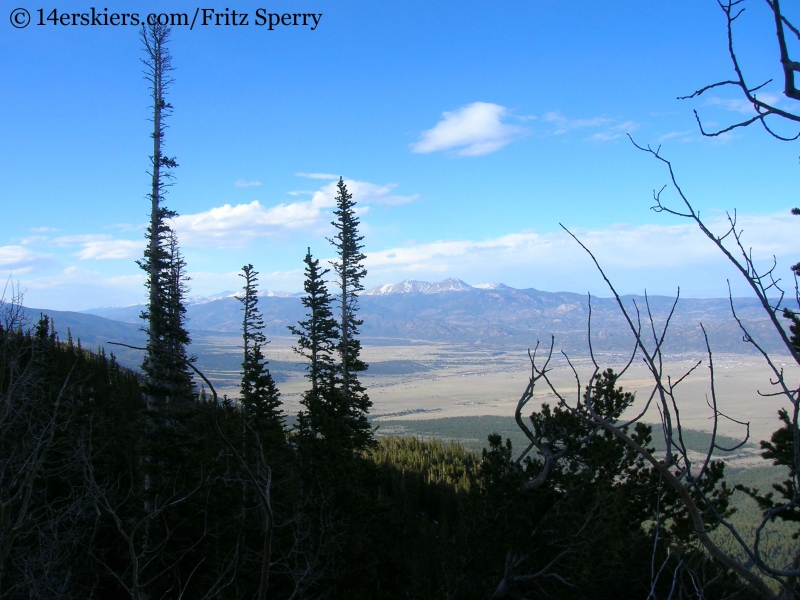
<box><xmin>328</xmin><ymin>177</ymin><xmax>368</xmax><ymax>394</ymax></box>
<box><xmin>238</xmin><ymin>264</ymin><xmax>283</xmax><ymax>442</ymax></box>
<box><xmin>327</xmin><ymin>178</ymin><xmax>372</xmax><ymax>450</ymax></box>
<box><xmin>289</xmin><ymin>249</ymin><xmax>339</xmax><ymax>439</ymax></box>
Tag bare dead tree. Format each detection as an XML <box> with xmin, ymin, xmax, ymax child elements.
<box><xmin>680</xmin><ymin>0</ymin><xmax>800</xmax><ymax>140</ymax></box>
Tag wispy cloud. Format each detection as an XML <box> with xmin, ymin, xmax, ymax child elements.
<box><xmin>19</xmin><ymin>235</ymin><xmax>49</xmax><ymax>246</ymax></box>
<box><xmin>15</xmin><ymin>233</ymin><xmax>143</xmax><ymax>261</ymax></box>
<box><xmin>658</xmin><ymin>130</ymin><xmax>695</xmax><ymax>143</ymax></box>
<box><xmin>14</xmin><ymin>267</ymin><xmax>147</xmax><ymax>311</ymax></box>
<box><xmin>53</xmin><ymin>234</ymin><xmax>114</xmax><ymax>246</ymax></box>
<box><xmin>75</xmin><ymin>239</ymin><xmax>142</xmax><ymax>260</ymax></box>
<box><xmin>307</xmin><ymin>179</ymin><xmax>418</xmax><ymax>207</ymax></box>
<box><xmin>586</xmin><ymin>120</ymin><xmax>639</xmax><ymax>142</ymax></box>
<box><xmin>295</xmin><ymin>172</ymin><xmax>340</xmax><ymax>180</ymax></box>
<box><xmin>235</xmin><ymin>179</ymin><xmax>262</xmax><ymax>188</ymax></box>
<box><xmin>0</xmin><ymin>246</ymin><xmax>54</xmax><ymax>273</ymax></box>
<box><xmin>411</xmin><ymin>102</ymin><xmax>528</xmax><ymax>157</ymax></box>
<box><xmin>705</xmin><ymin>93</ymin><xmax>781</xmax><ymax>114</ymax></box>
<box><xmin>543</xmin><ymin>112</ymin><xmax>612</xmax><ymax>134</ymax></box>
<box><xmin>540</xmin><ymin>111</ymin><xmax>638</xmax><ymax>142</ymax></box>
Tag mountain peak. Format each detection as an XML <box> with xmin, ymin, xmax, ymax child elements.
<box><xmin>364</xmin><ymin>278</ymin><xmax>474</xmax><ymax>296</ymax></box>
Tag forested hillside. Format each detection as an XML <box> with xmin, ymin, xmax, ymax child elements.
<box><xmin>1</xmin><ymin>310</ymin><xmax>762</xmax><ymax>598</ymax></box>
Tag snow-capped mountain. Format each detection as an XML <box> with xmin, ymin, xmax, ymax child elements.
<box><xmin>185</xmin><ymin>291</ymin><xmax>237</xmax><ymax>305</ymax></box>
<box><xmin>364</xmin><ymin>278</ymin><xmax>476</xmax><ymax>296</ymax></box>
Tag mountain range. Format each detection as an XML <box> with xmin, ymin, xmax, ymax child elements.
<box><xmin>72</xmin><ymin>278</ymin><xmax>784</xmax><ymax>356</ymax></box>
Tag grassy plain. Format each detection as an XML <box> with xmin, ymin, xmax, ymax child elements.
<box><xmin>195</xmin><ymin>333</ymin><xmax>798</xmax><ymax>451</ymax></box>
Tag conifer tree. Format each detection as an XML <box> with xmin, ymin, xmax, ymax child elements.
<box><xmin>289</xmin><ymin>249</ymin><xmax>339</xmax><ymax>439</ymax></box>
<box><xmin>161</xmin><ymin>230</ymin><xmax>195</xmax><ymax>402</ymax></box>
<box><xmin>328</xmin><ymin>178</ymin><xmax>372</xmax><ymax>449</ymax></box>
<box><xmin>137</xmin><ymin>22</ymin><xmax>188</xmax><ymax>411</ymax></box>
<box><xmin>135</xmin><ymin>27</ymin><xmax>198</xmax><ymax>562</ymax></box>
<box><xmin>239</xmin><ymin>264</ymin><xmax>283</xmax><ymax>443</ymax></box>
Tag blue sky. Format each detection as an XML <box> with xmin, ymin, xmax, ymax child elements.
<box><xmin>3</xmin><ymin>0</ymin><xmax>800</xmax><ymax>310</ymax></box>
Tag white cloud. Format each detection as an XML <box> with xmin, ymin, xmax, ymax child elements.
<box><xmin>173</xmin><ymin>199</ymin><xmax>321</xmax><ymax>246</ymax></box>
<box><xmin>173</xmin><ymin>178</ymin><xmax>417</xmax><ymax>247</ymax></box>
<box><xmin>235</xmin><ymin>179</ymin><xmax>262</xmax><ymax>188</ymax></box>
<box><xmin>0</xmin><ymin>246</ymin><xmax>53</xmax><ymax>272</ymax></box>
<box><xmin>37</xmin><ymin>234</ymin><xmax>143</xmax><ymax>260</ymax></box>
<box><xmin>411</xmin><ymin>102</ymin><xmax>527</xmax><ymax>156</ymax></box>
<box><xmin>411</xmin><ymin>105</ymin><xmax>638</xmax><ymax>152</ymax></box>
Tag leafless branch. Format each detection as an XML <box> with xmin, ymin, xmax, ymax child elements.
<box><xmin>680</xmin><ymin>0</ymin><xmax>800</xmax><ymax>139</ymax></box>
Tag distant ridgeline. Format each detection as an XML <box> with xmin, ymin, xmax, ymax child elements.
<box><xmin>58</xmin><ymin>278</ymin><xmax>787</xmax><ymax>355</ymax></box>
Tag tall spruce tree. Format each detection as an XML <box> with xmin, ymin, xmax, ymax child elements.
<box><xmin>135</xmin><ymin>27</ymin><xmax>199</xmax><ymax>565</ymax></box>
<box><xmin>238</xmin><ymin>264</ymin><xmax>283</xmax><ymax>443</ymax></box>
<box><xmin>328</xmin><ymin>178</ymin><xmax>372</xmax><ymax>449</ymax></box>
<box><xmin>289</xmin><ymin>249</ymin><xmax>339</xmax><ymax>439</ymax></box>
<box><xmin>138</xmin><ymin>22</ymin><xmax>191</xmax><ymax>410</ymax></box>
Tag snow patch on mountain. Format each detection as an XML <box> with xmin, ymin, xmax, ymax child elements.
<box><xmin>473</xmin><ymin>283</ymin><xmax>511</xmax><ymax>291</ymax></box>
<box><xmin>364</xmin><ymin>278</ymin><xmax>478</xmax><ymax>296</ymax></box>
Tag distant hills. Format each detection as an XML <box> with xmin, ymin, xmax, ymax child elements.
<box><xmin>74</xmin><ymin>278</ymin><xmax>786</xmax><ymax>356</ymax></box>
<box><xmin>17</xmin><ymin>306</ymin><xmax>147</xmax><ymax>370</ymax></box>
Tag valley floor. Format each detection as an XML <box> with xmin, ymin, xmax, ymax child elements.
<box><xmin>200</xmin><ymin>334</ymin><xmax>796</xmax><ymax>451</ymax></box>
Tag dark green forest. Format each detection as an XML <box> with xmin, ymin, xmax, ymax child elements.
<box><xmin>0</xmin><ymin>309</ymin><xmax>771</xmax><ymax>599</ymax></box>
